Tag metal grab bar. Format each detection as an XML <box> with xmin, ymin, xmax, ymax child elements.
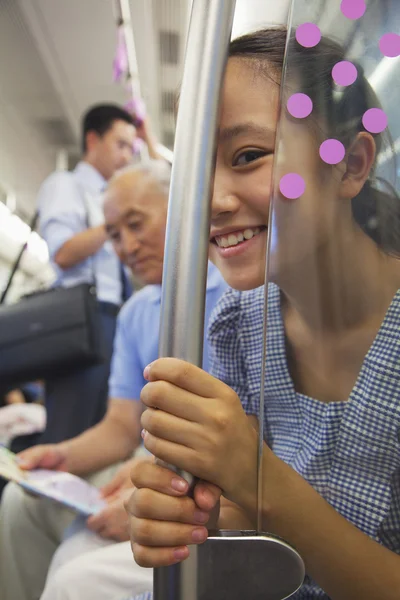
<box><xmin>155</xmin><ymin>0</ymin><xmax>305</xmax><ymax>598</ymax></box>
<box><xmin>156</xmin><ymin>1</ymin><xmax>236</xmax><ymax>598</ymax></box>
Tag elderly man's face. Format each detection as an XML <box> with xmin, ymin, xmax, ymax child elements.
<box><xmin>104</xmin><ymin>173</ymin><xmax>168</xmax><ymax>285</ymax></box>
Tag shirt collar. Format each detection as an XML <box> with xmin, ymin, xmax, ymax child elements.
<box><xmin>147</xmin><ymin>262</ymin><xmax>223</xmax><ymax>305</ymax></box>
<box><xmin>74</xmin><ymin>161</ymin><xmax>106</xmax><ymax>194</ymax></box>
<box><xmin>205</xmin><ymin>261</ymin><xmax>224</xmax><ymax>291</ymax></box>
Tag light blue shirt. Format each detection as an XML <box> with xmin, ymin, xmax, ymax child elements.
<box><xmin>38</xmin><ymin>161</ymin><xmax>123</xmax><ymax>305</ymax></box>
<box><xmin>109</xmin><ymin>262</ymin><xmax>228</xmax><ymax>400</ymax></box>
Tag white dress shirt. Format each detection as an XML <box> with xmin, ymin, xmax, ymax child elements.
<box><xmin>38</xmin><ymin>161</ymin><xmax>123</xmax><ymax>305</ymax></box>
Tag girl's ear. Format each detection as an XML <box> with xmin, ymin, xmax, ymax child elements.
<box><xmin>339</xmin><ymin>132</ymin><xmax>376</xmax><ymax>199</ymax></box>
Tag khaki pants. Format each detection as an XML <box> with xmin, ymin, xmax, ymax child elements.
<box><xmin>0</xmin><ymin>466</ymin><xmax>118</xmax><ymax>600</ymax></box>
<box><xmin>40</xmin><ymin>530</ymin><xmax>152</xmax><ymax>600</ymax></box>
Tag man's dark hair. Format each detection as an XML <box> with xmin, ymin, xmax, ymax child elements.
<box><xmin>81</xmin><ymin>104</ymin><xmax>134</xmax><ymax>153</ymax></box>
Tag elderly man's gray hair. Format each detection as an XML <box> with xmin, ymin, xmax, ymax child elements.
<box><xmin>114</xmin><ymin>160</ymin><xmax>171</xmax><ymax>196</ymax></box>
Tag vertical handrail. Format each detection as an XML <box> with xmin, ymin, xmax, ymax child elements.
<box><xmin>155</xmin><ymin>1</ymin><xmax>236</xmax><ymax>599</ymax></box>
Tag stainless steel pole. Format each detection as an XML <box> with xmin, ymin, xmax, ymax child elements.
<box><xmin>155</xmin><ymin>1</ymin><xmax>236</xmax><ymax>599</ymax></box>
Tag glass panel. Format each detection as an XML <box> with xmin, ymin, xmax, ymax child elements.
<box><xmin>260</xmin><ymin>0</ymin><xmax>400</xmax><ymax>595</ymax></box>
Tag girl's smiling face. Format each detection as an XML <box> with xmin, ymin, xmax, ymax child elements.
<box><xmin>209</xmin><ymin>55</ymin><xmax>376</xmax><ymax>292</ymax></box>
<box><xmin>209</xmin><ymin>58</ymin><xmax>278</xmax><ymax>291</ymax></box>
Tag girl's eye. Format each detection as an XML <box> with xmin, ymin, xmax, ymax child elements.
<box><xmin>233</xmin><ymin>149</ymin><xmax>267</xmax><ymax>167</ymax></box>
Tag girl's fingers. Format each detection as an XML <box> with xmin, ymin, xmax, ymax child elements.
<box><xmin>141</xmin><ymin>407</ymin><xmax>202</xmax><ymax>448</ymax></box>
<box><xmin>141</xmin><ymin>432</ymin><xmax>226</xmax><ymax>488</ymax></box>
<box><xmin>193</xmin><ymin>481</ymin><xmax>222</xmax><ymax>512</ymax></box>
<box><xmin>130</xmin><ymin>516</ymin><xmax>208</xmax><ymax>549</ymax></box>
<box><xmin>143</xmin><ymin>357</ymin><xmax>230</xmax><ymax>399</ymax></box>
<box><xmin>141</xmin><ymin>380</ymin><xmax>209</xmax><ymax>423</ymax></box>
<box><xmin>141</xmin><ymin>433</ymin><xmax>209</xmax><ymax>482</ymax></box>
<box><xmin>132</xmin><ymin>542</ymin><xmax>190</xmax><ymax>568</ymax></box>
<box><xmin>130</xmin><ymin>460</ymin><xmax>189</xmax><ymax>496</ymax></box>
<box><xmin>126</xmin><ymin>488</ymin><xmax>210</xmax><ymax>526</ymax></box>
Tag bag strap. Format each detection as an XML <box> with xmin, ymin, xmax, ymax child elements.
<box><xmin>0</xmin><ymin>211</ymin><xmax>39</xmax><ymax>305</ymax></box>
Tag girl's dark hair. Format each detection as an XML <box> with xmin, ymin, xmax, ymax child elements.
<box><xmin>229</xmin><ymin>28</ymin><xmax>400</xmax><ymax>256</ymax></box>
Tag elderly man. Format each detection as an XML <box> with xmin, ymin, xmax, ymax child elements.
<box><xmin>0</xmin><ymin>162</ymin><xmax>227</xmax><ymax>600</ymax></box>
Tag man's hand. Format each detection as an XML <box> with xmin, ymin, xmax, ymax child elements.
<box><xmin>18</xmin><ymin>444</ymin><xmax>69</xmax><ymax>472</ymax></box>
<box><xmin>100</xmin><ymin>456</ymin><xmax>152</xmax><ymax>501</ymax></box>
<box><xmin>134</xmin><ymin>118</ymin><xmax>161</xmax><ymax>160</ymax></box>
<box><xmin>4</xmin><ymin>389</ymin><xmax>25</xmax><ymax>405</ymax></box>
<box><xmin>87</xmin><ymin>489</ymin><xmax>131</xmax><ymax>542</ymax></box>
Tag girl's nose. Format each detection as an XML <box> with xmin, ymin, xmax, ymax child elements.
<box><xmin>211</xmin><ymin>192</ymin><xmax>241</xmax><ymax>221</ymax></box>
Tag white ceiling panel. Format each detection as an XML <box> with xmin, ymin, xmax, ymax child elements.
<box><xmin>0</xmin><ymin>0</ymin><xmax>69</xmax><ymax>219</ymax></box>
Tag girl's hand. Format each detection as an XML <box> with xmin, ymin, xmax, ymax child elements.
<box><xmin>140</xmin><ymin>358</ymin><xmax>258</xmax><ymax>511</ymax></box>
<box><xmin>126</xmin><ymin>460</ymin><xmax>221</xmax><ymax>567</ymax></box>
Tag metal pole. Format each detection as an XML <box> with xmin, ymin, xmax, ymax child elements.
<box><xmin>155</xmin><ymin>1</ymin><xmax>236</xmax><ymax>599</ymax></box>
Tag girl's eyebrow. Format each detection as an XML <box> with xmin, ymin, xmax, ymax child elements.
<box><xmin>219</xmin><ymin>122</ymin><xmax>275</xmax><ymax>143</ymax></box>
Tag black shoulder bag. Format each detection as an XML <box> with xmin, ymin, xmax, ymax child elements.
<box><xmin>0</xmin><ymin>200</ymin><xmax>107</xmax><ymax>386</ymax></box>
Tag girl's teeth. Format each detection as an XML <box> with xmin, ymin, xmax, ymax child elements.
<box><xmin>228</xmin><ymin>234</ymin><xmax>238</xmax><ymax>246</ymax></box>
<box><xmin>216</xmin><ymin>227</ymin><xmax>264</xmax><ymax>248</ymax></box>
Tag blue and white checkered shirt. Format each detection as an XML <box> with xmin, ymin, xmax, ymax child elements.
<box><xmin>129</xmin><ymin>283</ymin><xmax>400</xmax><ymax>600</ymax></box>
<box><xmin>208</xmin><ymin>283</ymin><xmax>400</xmax><ymax>598</ymax></box>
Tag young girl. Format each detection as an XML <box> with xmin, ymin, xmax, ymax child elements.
<box><xmin>127</xmin><ymin>27</ymin><xmax>400</xmax><ymax>599</ymax></box>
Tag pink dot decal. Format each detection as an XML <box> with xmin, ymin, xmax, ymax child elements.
<box><xmin>319</xmin><ymin>139</ymin><xmax>346</xmax><ymax>165</ymax></box>
<box><xmin>340</xmin><ymin>0</ymin><xmax>366</xmax><ymax>20</ymax></box>
<box><xmin>295</xmin><ymin>23</ymin><xmax>321</xmax><ymax>48</ymax></box>
<box><xmin>362</xmin><ymin>108</ymin><xmax>388</xmax><ymax>134</ymax></box>
<box><xmin>279</xmin><ymin>173</ymin><xmax>306</xmax><ymax>200</ymax></box>
<box><xmin>332</xmin><ymin>61</ymin><xmax>358</xmax><ymax>86</ymax></box>
<box><xmin>379</xmin><ymin>33</ymin><xmax>400</xmax><ymax>58</ymax></box>
<box><xmin>287</xmin><ymin>93</ymin><xmax>313</xmax><ymax>119</ymax></box>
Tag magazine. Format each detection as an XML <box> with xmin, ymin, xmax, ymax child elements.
<box><xmin>0</xmin><ymin>446</ymin><xmax>106</xmax><ymax>517</ymax></box>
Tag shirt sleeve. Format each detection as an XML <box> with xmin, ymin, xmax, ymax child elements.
<box><xmin>108</xmin><ymin>299</ymin><xmax>146</xmax><ymax>400</ymax></box>
<box><xmin>37</xmin><ymin>171</ymin><xmax>86</xmax><ymax>259</ymax></box>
